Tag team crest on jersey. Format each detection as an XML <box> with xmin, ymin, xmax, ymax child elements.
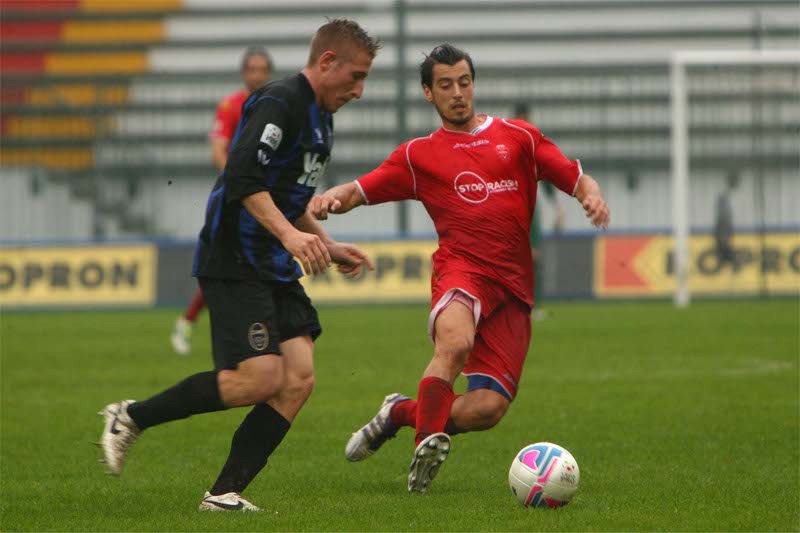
<box><xmin>260</xmin><ymin>123</ymin><xmax>283</xmax><ymax>150</ymax></box>
<box><xmin>248</xmin><ymin>322</ymin><xmax>269</xmax><ymax>351</ymax></box>
<box><xmin>496</xmin><ymin>144</ymin><xmax>510</xmax><ymax>161</ymax></box>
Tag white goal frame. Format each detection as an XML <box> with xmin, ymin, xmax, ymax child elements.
<box><xmin>669</xmin><ymin>49</ymin><xmax>800</xmax><ymax>307</ymax></box>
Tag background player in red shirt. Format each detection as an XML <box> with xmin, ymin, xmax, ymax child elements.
<box><xmin>309</xmin><ymin>44</ymin><xmax>610</xmax><ymax>493</ymax></box>
<box><xmin>171</xmin><ymin>46</ymin><xmax>273</xmax><ymax>355</ymax></box>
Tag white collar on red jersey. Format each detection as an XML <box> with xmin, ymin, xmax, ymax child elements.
<box><xmin>471</xmin><ymin>115</ymin><xmax>493</xmax><ymax>134</ymax></box>
<box><xmin>441</xmin><ymin>115</ymin><xmax>493</xmax><ymax>136</ymax></box>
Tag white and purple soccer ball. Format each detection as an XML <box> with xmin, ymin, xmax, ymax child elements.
<box><xmin>508</xmin><ymin>442</ymin><xmax>580</xmax><ymax>508</ymax></box>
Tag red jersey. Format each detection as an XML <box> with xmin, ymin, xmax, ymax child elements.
<box><xmin>210</xmin><ymin>89</ymin><xmax>248</xmax><ymax>142</ymax></box>
<box><xmin>356</xmin><ymin>116</ymin><xmax>582</xmax><ymax>306</ymax></box>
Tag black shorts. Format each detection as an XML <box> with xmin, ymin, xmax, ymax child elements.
<box><xmin>199</xmin><ymin>277</ymin><xmax>322</xmax><ymax>370</ymax></box>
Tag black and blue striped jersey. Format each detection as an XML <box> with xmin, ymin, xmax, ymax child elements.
<box><xmin>193</xmin><ymin>73</ymin><xmax>333</xmax><ymax>282</ymax></box>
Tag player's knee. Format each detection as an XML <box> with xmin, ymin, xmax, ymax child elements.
<box><xmin>474</xmin><ymin>394</ymin><xmax>509</xmax><ymax>429</ymax></box>
<box><xmin>251</xmin><ymin>376</ymin><xmax>283</xmax><ymax>404</ymax></box>
<box><xmin>281</xmin><ymin>372</ymin><xmax>315</xmax><ymax>403</ymax></box>
<box><xmin>218</xmin><ymin>367</ymin><xmax>283</xmax><ymax>405</ymax></box>
<box><xmin>435</xmin><ymin>332</ymin><xmax>474</xmax><ymax>366</ymax></box>
<box><xmin>482</xmin><ymin>406</ymin><xmax>507</xmax><ymax>429</ymax></box>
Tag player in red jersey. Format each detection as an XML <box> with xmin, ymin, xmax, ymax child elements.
<box><xmin>309</xmin><ymin>44</ymin><xmax>610</xmax><ymax>492</ymax></box>
<box><xmin>171</xmin><ymin>46</ymin><xmax>273</xmax><ymax>355</ymax></box>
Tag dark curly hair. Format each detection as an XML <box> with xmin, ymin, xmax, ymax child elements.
<box><xmin>420</xmin><ymin>43</ymin><xmax>475</xmax><ymax>89</ymax></box>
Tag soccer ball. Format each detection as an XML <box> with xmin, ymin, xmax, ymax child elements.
<box><xmin>508</xmin><ymin>442</ymin><xmax>580</xmax><ymax>508</ymax></box>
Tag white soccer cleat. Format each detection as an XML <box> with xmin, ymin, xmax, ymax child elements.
<box><xmin>199</xmin><ymin>491</ymin><xmax>260</xmax><ymax>512</ymax></box>
<box><xmin>170</xmin><ymin>316</ymin><xmax>192</xmax><ymax>355</ymax></box>
<box><xmin>98</xmin><ymin>400</ymin><xmax>141</xmax><ymax>475</ymax></box>
<box><xmin>345</xmin><ymin>393</ymin><xmax>409</xmax><ymax>462</ymax></box>
<box><xmin>408</xmin><ymin>432</ymin><xmax>451</xmax><ymax>493</ymax></box>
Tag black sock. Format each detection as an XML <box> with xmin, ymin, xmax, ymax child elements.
<box><xmin>209</xmin><ymin>403</ymin><xmax>291</xmax><ymax>496</ymax></box>
<box><xmin>127</xmin><ymin>371</ymin><xmax>225</xmax><ymax>430</ymax></box>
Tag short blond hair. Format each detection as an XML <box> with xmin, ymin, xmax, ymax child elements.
<box><xmin>307</xmin><ymin>18</ymin><xmax>381</xmax><ymax>66</ymax></box>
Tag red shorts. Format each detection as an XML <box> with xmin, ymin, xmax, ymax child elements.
<box><xmin>429</xmin><ymin>271</ymin><xmax>532</xmax><ymax>400</ymax></box>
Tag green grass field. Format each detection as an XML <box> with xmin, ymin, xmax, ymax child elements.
<box><xmin>1</xmin><ymin>300</ymin><xmax>798</xmax><ymax>532</ymax></box>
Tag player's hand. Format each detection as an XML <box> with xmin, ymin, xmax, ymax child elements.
<box><xmin>581</xmin><ymin>194</ymin><xmax>610</xmax><ymax>230</ymax></box>
<box><xmin>283</xmin><ymin>229</ymin><xmax>332</xmax><ymax>275</ymax></box>
<box><xmin>308</xmin><ymin>195</ymin><xmax>342</xmax><ymax>221</ymax></box>
<box><xmin>327</xmin><ymin>242</ymin><xmax>374</xmax><ymax>278</ymax></box>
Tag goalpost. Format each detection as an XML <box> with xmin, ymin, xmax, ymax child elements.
<box><xmin>669</xmin><ymin>49</ymin><xmax>800</xmax><ymax>307</ymax></box>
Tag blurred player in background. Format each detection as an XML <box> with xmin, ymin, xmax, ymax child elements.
<box><xmin>100</xmin><ymin>20</ymin><xmax>379</xmax><ymax>511</ymax></box>
<box><xmin>714</xmin><ymin>171</ymin><xmax>737</xmax><ymax>268</ymax></box>
<box><xmin>171</xmin><ymin>46</ymin><xmax>273</xmax><ymax>355</ymax></box>
<box><xmin>310</xmin><ymin>44</ymin><xmax>609</xmax><ymax>493</ymax></box>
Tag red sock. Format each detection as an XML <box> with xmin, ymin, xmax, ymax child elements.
<box><xmin>184</xmin><ymin>288</ymin><xmax>205</xmax><ymax>322</ymax></box>
<box><xmin>415</xmin><ymin>377</ymin><xmax>455</xmax><ymax>446</ymax></box>
<box><xmin>390</xmin><ymin>399</ymin><xmax>417</xmax><ymax>429</ymax></box>
<box><xmin>445</xmin><ymin>393</ymin><xmax>464</xmax><ymax>434</ymax></box>
<box><xmin>390</xmin><ymin>394</ymin><xmax>462</xmax><ymax>431</ymax></box>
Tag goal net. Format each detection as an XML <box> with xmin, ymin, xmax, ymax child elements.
<box><xmin>670</xmin><ymin>50</ymin><xmax>800</xmax><ymax>306</ymax></box>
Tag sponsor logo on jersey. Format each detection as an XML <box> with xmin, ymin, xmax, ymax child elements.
<box><xmin>453</xmin><ymin>139</ymin><xmax>489</xmax><ymax>150</ymax></box>
<box><xmin>454</xmin><ymin>172</ymin><xmax>519</xmax><ymax>204</ymax></box>
<box><xmin>248</xmin><ymin>322</ymin><xmax>269</xmax><ymax>351</ymax></box>
<box><xmin>257</xmin><ymin>149</ymin><xmax>271</xmax><ymax>166</ymax></box>
<box><xmin>259</xmin><ymin>123</ymin><xmax>283</xmax><ymax>150</ymax></box>
<box><xmin>296</xmin><ymin>152</ymin><xmax>328</xmax><ymax>187</ymax></box>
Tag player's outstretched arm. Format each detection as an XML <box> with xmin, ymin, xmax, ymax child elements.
<box><xmin>296</xmin><ymin>210</ymin><xmax>374</xmax><ymax>277</ymax></box>
<box><xmin>308</xmin><ymin>182</ymin><xmax>366</xmax><ymax>220</ymax></box>
<box><xmin>242</xmin><ymin>191</ymin><xmax>331</xmax><ymax>275</ymax></box>
<box><xmin>574</xmin><ymin>174</ymin><xmax>610</xmax><ymax>230</ymax></box>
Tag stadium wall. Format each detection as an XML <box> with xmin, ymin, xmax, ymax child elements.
<box><xmin>3</xmin><ymin>169</ymin><xmax>798</xmax><ymax>242</ymax></box>
<box><xmin>1</xmin><ymin>234</ymin><xmax>797</xmax><ymax>310</ymax></box>
<box><xmin>3</xmin><ymin>1</ymin><xmax>798</xmax><ymax>243</ymax></box>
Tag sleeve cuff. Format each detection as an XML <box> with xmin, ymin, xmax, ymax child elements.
<box><xmin>354</xmin><ymin>180</ymin><xmax>370</xmax><ymax>205</ymax></box>
<box><xmin>571</xmin><ymin>160</ymin><xmax>584</xmax><ymax>197</ymax></box>
<box><xmin>227</xmin><ymin>183</ymin><xmax>270</xmax><ymax>204</ymax></box>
